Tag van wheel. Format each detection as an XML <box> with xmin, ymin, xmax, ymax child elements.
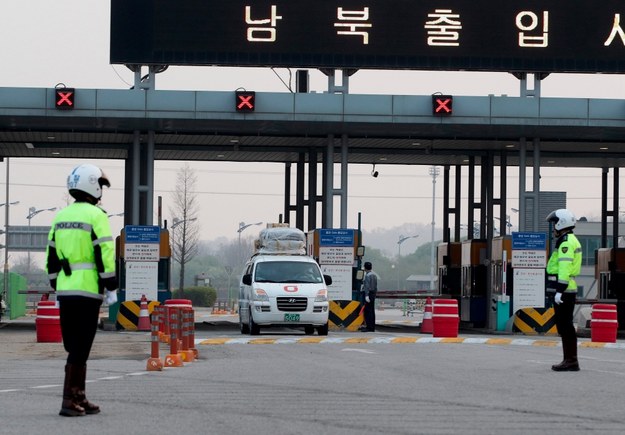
<box><xmin>239</xmin><ymin>310</ymin><xmax>250</xmax><ymax>334</ymax></box>
<box><xmin>304</xmin><ymin>326</ymin><xmax>315</xmax><ymax>335</ymax></box>
<box><xmin>317</xmin><ymin>323</ymin><xmax>329</xmax><ymax>336</ymax></box>
<box><xmin>249</xmin><ymin>312</ymin><xmax>260</xmax><ymax>336</ymax></box>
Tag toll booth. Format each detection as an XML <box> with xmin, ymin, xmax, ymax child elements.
<box><xmin>596</xmin><ymin>247</ymin><xmax>625</xmax><ymax>329</ymax></box>
<box><xmin>112</xmin><ymin>226</ymin><xmax>172</xmax><ymax>322</ymax></box>
<box><xmin>437</xmin><ymin>242</ymin><xmax>462</xmax><ymax>304</ymax></box>
<box><xmin>460</xmin><ymin>239</ymin><xmax>488</xmax><ymax>327</ymax></box>
<box><xmin>306</xmin><ymin>228</ymin><xmax>363</xmax><ymax>301</ymax></box>
<box><xmin>491</xmin><ymin>236</ymin><xmax>513</xmax><ymax>329</ymax></box>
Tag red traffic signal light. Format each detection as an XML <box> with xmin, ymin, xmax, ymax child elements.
<box><xmin>235</xmin><ymin>91</ymin><xmax>255</xmax><ymax>112</ymax></box>
<box><xmin>432</xmin><ymin>95</ymin><xmax>453</xmax><ymax>116</ymax></box>
<box><xmin>55</xmin><ymin>88</ymin><xmax>75</xmax><ymax>110</ymax></box>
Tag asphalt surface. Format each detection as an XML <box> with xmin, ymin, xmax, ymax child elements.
<box><xmin>2</xmin><ymin>309</ymin><xmax>625</xmax><ymax>434</ymax></box>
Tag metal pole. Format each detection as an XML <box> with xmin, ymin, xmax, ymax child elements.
<box><xmin>429</xmin><ymin>166</ymin><xmax>440</xmax><ymax>292</ymax></box>
<box><xmin>27</xmin><ymin>209</ymin><xmax>32</xmax><ymax>273</ymax></box>
<box><xmin>3</xmin><ymin>158</ymin><xmax>10</xmax><ymax>319</ymax></box>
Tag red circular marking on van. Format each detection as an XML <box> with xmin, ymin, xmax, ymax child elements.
<box><xmin>284</xmin><ymin>285</ymin><xmax>299</xmax><ymax>292</ymax></box>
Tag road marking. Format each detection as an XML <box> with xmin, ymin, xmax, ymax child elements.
<box><xmin>196</xmin><ymin>336</ymin><xmax>625</xmax><ymax>349</ymax></box>
<box><xmin>0</xmin><ymin>372</ymin><xmax>153</xmax><ymax>395</ymax></box>
<box><xmin>341</xmin><ymin>348</ymin><xmax>376</xmax><ymax>354</ymax></box>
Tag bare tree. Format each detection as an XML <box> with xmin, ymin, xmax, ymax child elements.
<box><xmin>169</xmin><ymin>163</ymin><xmax>200</xmax><ymax>295</ymax></box>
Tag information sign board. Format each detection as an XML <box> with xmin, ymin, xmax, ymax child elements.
<box><xmin>319</xmin><ymin>246</ymin><xmax>354</xmax><ymax>265</ymax></box>
<box><xmin>125</xmin><ymin>262</ymin><xmax>159</xmax><ymax>301</ymax></box>
<box><xmin>124</xmin><ymin>225</ymin><xmax>160</xmax><ymax>261</ymax></box>
<box><xmin>511</xmin><ymin>232</ymin><xmax>547</xmax><ymax>268</ymax></box>
<box><xmin>513</xmin><ymin>268</ymin><xmax>546</xmax><ymax>313</ymax></box>
<box><xmin>319</xmin><ymin>229</ymin><xmax>355</xmax><ymax>246</ymax></box>
<box><xmin>111</xmin><ymin>0</ymin><xmax>625</xmax><ymax>74</ymax></box>
<box><xmin>320</xmin><ymin>264</ymin><xmax>352</xmax><ymax>300</ymax></box>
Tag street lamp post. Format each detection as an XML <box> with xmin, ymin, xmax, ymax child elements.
<box><xmin>237</xmin><ymin>221</ymin><xmax>262</xmax><ymax>263</ymax></box>
<box><xmin>26</xmin><ymin>206</ymin><xmax>57</xmax><ymax>273</ymax></box>
<box><xmin>2</xmin><ymin>158</ymin><xmax>13</xmax><ymax>320</ymax></box>
<box><xmin>429</xmin><ymin>166</ymin><xmax>440</xmax><ymax>293</ymax></box>
<box><xmin>397</xmin><ymin>234</ymin><xmax>418</xmax><ymax>290</ymax></box>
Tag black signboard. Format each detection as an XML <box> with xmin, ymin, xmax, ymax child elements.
<box><xmin>110</xmin><ymin>0</ymin><xmax>625</xmax><ymax>73</ymax></box>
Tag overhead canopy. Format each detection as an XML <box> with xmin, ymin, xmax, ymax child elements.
<box><xmin>1</xmin><ymin>87</ymin><xmax>625</xmax><ymax>168</ymax></box>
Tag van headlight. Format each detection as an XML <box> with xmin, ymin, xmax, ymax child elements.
<box><xmin>253</xmin><ymin>288</ymin><xmax>269</xmax><ymax>302</ymax></box>
<box><xmin>315</xmin><ymin>289</ymin><xmax>328</xmax><ymax>302</ymax></box>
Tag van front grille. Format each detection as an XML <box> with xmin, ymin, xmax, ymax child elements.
<box><xmin>277</xmin><ymin>297</ymin><xmax>307</xmax><ymax>312</ymax></box>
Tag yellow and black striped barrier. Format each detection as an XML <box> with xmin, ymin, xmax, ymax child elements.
<box><xmin>329</xmin><ymin>300</ymin><xmax>364</xmax><ymax>331</ymax></box>
<box><xmin>513</xmin><ymin>307</ymin><xmax>558</xmax><ymax>335</ymax></box>
<box><xmin>116</xmin><ymin>299</ymin><xmax>160</xmax><ymax>331</ymax></box>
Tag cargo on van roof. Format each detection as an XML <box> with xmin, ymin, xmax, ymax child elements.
<box><xmin>254</xmin><ymin>227</ymin><xmax>306</xmax><ymax>255</ymax></box>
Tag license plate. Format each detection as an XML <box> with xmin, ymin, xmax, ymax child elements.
<box><xmin>284</xmin><ymin>313</ymin><xmax>300</xmax><ymax>322</ymax></box>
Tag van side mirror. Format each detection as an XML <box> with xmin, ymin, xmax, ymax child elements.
<box><xmin>242</xmin><ymin>274</ymin><xmax>252</xmax><ymax>285</ymax></box>
<box><xmin>323</xmin><ymin>274</ymin><xmax>332</xmax><ymax>285</ymax></box>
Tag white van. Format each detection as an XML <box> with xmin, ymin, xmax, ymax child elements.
<box><xmin>239</xmin><ymin>254</ymin><xmax>332</xmax><ymax>335</ymax></box>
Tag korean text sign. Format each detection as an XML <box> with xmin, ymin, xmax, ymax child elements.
<box><xmin>112</xmin><ymin>0</ymin><xmax>625</xmax><ymax>73</ymax></box>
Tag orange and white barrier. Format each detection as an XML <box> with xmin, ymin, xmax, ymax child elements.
<box><xmin>36</xmin><ymin>301</ymin><xmax>62</xmax><ymax>343</ymax></box>
<box><xmin>146</xmin><ymin>308</ymin><xmax>163</xmax><ymax>371</ymax></box>
<box><xmin>591</xmin><ymin>303</ymin><xmax>618</xmax><ymax>343</ymax></box>
<box><xmin>421</xmin><ymin>297</ymin><xmax>433</xmax><ymax>334</ymax></box>
<box><xmin>432</xmin><ymin>299</ymin><xmax>459</xmax><ymax>338</ymax></box>
<box><xmin>146</xmin><ymin>299</ymin><xmax>199</xmax><ymax>370</ymax></box>
<box><xmin>137</xmin><ymin>294</ymin><xmax>151</xmax><ymax>331</ymax></box>
<box><xmin>164</xmin><ymin>306</ymin><xmax>184</xmax><ymax>368</ymax></box>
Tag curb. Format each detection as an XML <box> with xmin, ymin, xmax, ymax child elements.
<box><xmin>196</xmin><ymin>336</ymin><xmax>625</xmax><ymax>348</ymax></box>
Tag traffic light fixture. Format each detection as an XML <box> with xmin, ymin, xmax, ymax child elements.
<box><xmin>55</xmin><ymin>88</ymin><xmax>75</xmax><ymax>110</ymax></box>
<box><xmin>235</xmin><ymin>91</ymin><xmax>256</xmax><ymax>112</ymax></box>
<box><xmin>432</xmin><ymin>94</ymin><xmax>453</xmax><ymax>116</ymax></box>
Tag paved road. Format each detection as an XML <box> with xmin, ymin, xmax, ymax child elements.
<box><xmin>2</xmin><ymin>311</ymin><xmax>625</xmax><ymax>434</ymax></box>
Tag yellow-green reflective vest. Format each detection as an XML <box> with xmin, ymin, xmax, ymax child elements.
<box><xmin>546</xmin><ymin>233</ymin><xmax>582</xmax><ymax>293</ymax></box>
<box><xmin>46</xmin><ymin>202</ymin><xmax>116</xmax><ymax>299</ymax></box>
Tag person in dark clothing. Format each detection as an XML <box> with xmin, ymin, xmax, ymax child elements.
<box><xmin>359</xmin><ymin>262</ymin><xmax>379</xmax><ymax>332</ymax></box>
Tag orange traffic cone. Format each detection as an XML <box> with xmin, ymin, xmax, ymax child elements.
<box><xmin>421</xmin><ymin>297</ymin><xmax>433</xmax><ymax>334</ymax></box>
<box><xmin>138</xmin><ymin>294</ymin><xmax>151</xmax><ymax>331</ymax></box>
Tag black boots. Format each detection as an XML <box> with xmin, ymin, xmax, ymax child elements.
<box><xmin>75</xmin><ymin>364</ymin><xmax>100</xmax><ymax>414</ymax></box>
<box><xmin>60</xmin><ymin>364</ymin><xmax>100</xmax><ymax>417</ymax></box>
<box><xmin>552</xmin><ymin>337</ymin><xmax>580</xmax><ymax>372</ymax></box>
<box><xmin>60</xmin><ymin>364</ymin><xmax>86</xmax><ymax>416</ymax></box>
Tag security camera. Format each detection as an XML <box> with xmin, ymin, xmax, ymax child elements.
<box><xmin>371</xmin><ymin>164</ymin><xmax>379</xmax><ymax>178</ymax></box>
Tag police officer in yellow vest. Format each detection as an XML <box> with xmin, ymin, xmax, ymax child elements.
<box><xmin>546</xmin><ymin>209</ymin><xmax>582</xmax><ymax>372</ymax></box>
<box><xmin>46</xmin><ymin>163</ymin><xmax>118</xmax><ymax>416</ymax></box>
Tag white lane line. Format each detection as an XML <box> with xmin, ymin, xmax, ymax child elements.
<box><xmin>341</xmin><ymin>348</ymin><xmax>376</xmax><ymax>354</ymax></box>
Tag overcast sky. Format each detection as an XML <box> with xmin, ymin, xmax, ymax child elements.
<box><xmin>1</xmin><ymin>1</ymin><xmax>623</xmax><ymax>262</ymax></box>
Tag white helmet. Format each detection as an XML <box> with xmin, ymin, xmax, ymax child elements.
<box><xmin>546</xmin><ymin>209</ymin><xmax>576</xmax><ymax>231</ymax></box>
<box><xmin>67</xmin><ymin>164</ymin><xmax>110</xmax><ymax>200</ymax></box>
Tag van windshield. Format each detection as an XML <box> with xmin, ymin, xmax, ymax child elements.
<box><xmin>254</xmin><ymin>261</ymin><xmax>324</xmax><ymax>284</ymax></box>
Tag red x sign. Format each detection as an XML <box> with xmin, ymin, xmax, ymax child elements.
<box><xmin>432</xmin><ymin>95</ymin><xmax>453</xmax><ymax>116</ymax></box>
<box><xmin>235</xmin><ymin>91</ymin><xmax>255</xmax><ymax>112</ymax></box>
<box><xmin>55</xmin><ymin>88</ymin><xmax>75</xmax><ymax>110</ymax></box>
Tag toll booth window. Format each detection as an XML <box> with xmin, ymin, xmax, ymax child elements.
<box><xmin>577</xmin><ymin>236</ymin><xmax>604</xmax><ymax>267</ymax></box>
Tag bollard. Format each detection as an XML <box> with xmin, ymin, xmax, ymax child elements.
<box><xmin>160</xmin><ymin>305</ymin><xmax>171</xmax><ymax>344</ymax></box>
<box><xmin>164</xmin><ymin>307</ymin><xmax>184</xmax><ymax>367</ymax></box>
<box><xmin>187</xmin><ymin>308</ymin><xmax>199</xmax><ymax>359</ymax></box>
<box><xmin>591</xmin><ymin>303</ymin><xmax>618</xmax><ymax>343</ymax></box>
<box><xmin>180</xmin><ymin>308</ymin><xmax>195</xmax><ymax>362</ymax></box>
<box><xmin>146</xmin><ymin>308</ymin><xmax>163</xmax><ymax>371</ymax></box>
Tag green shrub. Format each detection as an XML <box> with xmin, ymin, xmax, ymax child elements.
<box><xmin>172</xmin><ymin>286</ymin><xmax>217</xmax><ymax>307</ymax></box>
